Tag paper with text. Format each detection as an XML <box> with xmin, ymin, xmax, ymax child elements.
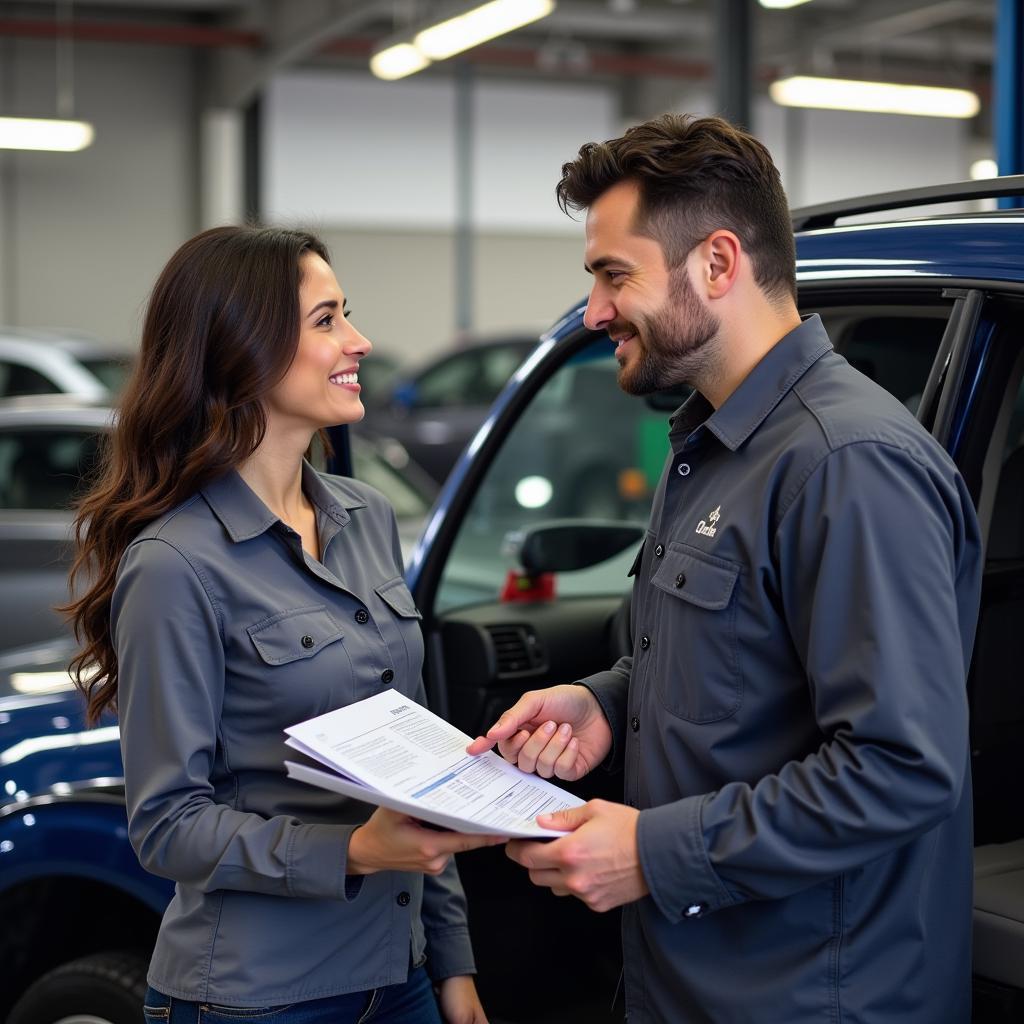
<box><xmin>284</xmin><ymin>688</ymin><xmax>584</xmax><ymax>838</ymax></box>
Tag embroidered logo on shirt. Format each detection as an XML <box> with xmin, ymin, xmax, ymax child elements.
<box><xmin>695</xmin><ymin>505</ymin><xmax>721</xmax><ymax>538</ymax></box>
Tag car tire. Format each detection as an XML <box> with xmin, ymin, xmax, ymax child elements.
<box><xmin>8</xmin><ymin>950</ymin><xmax>149</xmax><ymax>1024</ymax></box>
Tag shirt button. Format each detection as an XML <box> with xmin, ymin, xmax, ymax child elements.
<box><xmin>381</xmin><ymin>669</ymin><xmax>395</xmax><ymax>684</ymax></box>
<box><xmin>355</xmin><ymin>609</ymin><xmax>369</xmax><ymax>624</ymax></box>
<box><xmin>677</xmin><ymin>463</ymin><xmax>691</xmax><ymax>477</ymax></box>
<box><xmin>639</xmin><ymin>635</ymin><xmax>650</xmax><ymax>650</ymax></box>
<box><xmin>684</xmin><ymin>902</ymin><xmax>707</xmax><ymax>918</ymax></box>
<box><xmin>675</xmin><ymin>573</ymin><xmax>686</xmax><ymax>588</ymax></box>
<box><xmin>397</xmin><ymin>891</ymin><xmax>411</xmax><ymax>907</ymax></box>
<box><xmin>301</xmin><ymin>635</ymin><xmax>314</xmax><ymax>649</ymax></box>
<box><xmin>630</xmin><ymin>716</ymin><xmax>640</xmax><ymax>733</ymax></box>
<box><xmin>654</xmin><ymin>544</ymin><xmax>664</xmax><ymax>557</ymax></box>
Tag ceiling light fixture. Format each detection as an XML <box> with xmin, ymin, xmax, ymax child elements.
<box><xmin>370</xmin><ymin>0</ymin><xmax>557</xmax><ymax>81</ymax></box>
<box><xmin>370</xmin><ymin>42</ymin><xmax>432</xmax><ymax>81</ymax></box>
<box><xmin>759</xmin><ymin>0</ymin><xmax>816</xmax><ymax>9</ymax></box>
<box><xmin>769</xmin><ymin>75</ymin><xmax>980</xmax><ymax>119</ymax></box>
<box><xmin>0</xmin><ymin>116</ymin><xmax>94</xmax><ymax>152</ymax></box>
<box><xmin>0</xmin><ymin>1</ymin><xmax>95</xmax><ymax>152</ymax></box>
<box><xmin>415</xmin><ymin>0</ymin><xmax>556</xmax><ymax>60</ymax></box>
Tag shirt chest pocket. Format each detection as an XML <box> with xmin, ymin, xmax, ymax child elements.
<box><xmin>244</xmin><ymin>605</ymin><xmax>353</xmax><ymax>719</ymax></box>
<box><xmin>648</xmin><ymin>544</ymin><xmax>743</xmax><ymax>723</ymax></box>
<box><xmin>248</xmin><ymin>604</ymin><xmax>346</xmax><ymax>664</ymax></box>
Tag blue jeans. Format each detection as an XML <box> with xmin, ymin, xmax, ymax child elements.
<box><xmin>142</xmin><ymin>967</ymin><xmax>443</xmax><ymax>1024</ymax></box>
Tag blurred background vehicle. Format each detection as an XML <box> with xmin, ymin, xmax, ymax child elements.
<box><xmin>356</xmin><ymin>334</ymin><xmax>539</xmax><ymax>485</ymax></box>
<box><xmin>0</xmin><ymin>396</ymin><xmax>436</xmax><ymax>653</ymax></box>
<box><xmin>0</xmin><ymin>330</ymin><xmax>135</xmax><ymax>400</ymax></box>
<box><xmin>352</xmin><ymin>348</ymin><xmax>402</xmax><ymax>407</ymax></box>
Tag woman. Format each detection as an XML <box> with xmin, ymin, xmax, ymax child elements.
<box><xmin>66</xmin><ymin>226</ymin><xmax>498</xmax><ymax>1023</ymax></box>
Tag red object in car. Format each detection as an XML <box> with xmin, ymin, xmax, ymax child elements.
<box><xmin>500</xmin><ymin>569</ymin><xmax>556</xmax><ymax>603</ymax></box>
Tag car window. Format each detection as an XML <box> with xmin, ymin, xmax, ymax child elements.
<box><xmin>414</xmin><ymin>345</ymin><xmax>529</xmax><ymax>409</ymax></box>
<box><xmin>436</xmin><ymin>335</ymin><xmax>666</xmax><ymax>613</ymax></box>
<box><xmin>478</xmin><ymin>345</ymin><xmax>531</xmax><ymax>397</ymax></box>
<box><xmin>0</xmin><ymin>427</ymin><xmax>100</xmax><ymax>510</ymax></box>
<box><xmin>816</xmin><ymin>308</ymin><xmax>948</xmax><ymax>414</ymax></box>
<box><xmin>413</xmin><ymin>351</ymin><xmax>484</xmax><ymax>408</ymax></box>
<box><xmin>349</xmin><ymin>440</ymin><xmax>431</xmax><ymax>520</ymax></box>
<box><xmin>0</xmin><ymin>362</ymin><xmax>62</xmax><ymax>398</ymax></box>
<box><xmin>433</xmin><ymin>305</ymin><xmax>950</xmax><ymax>615</ymax></box>
<box><xmin>79</xmin><ymin>356</ymin><xmax>133</xmax><ymax>394</ymax></box>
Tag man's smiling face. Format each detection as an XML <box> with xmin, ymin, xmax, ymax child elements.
<box><xmin>582</xmin><ymin>180</ymin><xmax>720</xmax><ymax>396</ymax></box>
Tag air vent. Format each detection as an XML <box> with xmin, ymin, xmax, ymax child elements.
<box><xmin>487</xmin><ymin>625</ymin><xmax>546</xmax><ymax>677</ymax></box>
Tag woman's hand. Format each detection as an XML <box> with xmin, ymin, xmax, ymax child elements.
<box><xmin>347</xmin><ymin>808</ymin><xmax>505</xmax><ymax>876</ymax></box>
<box><xmin>437</xmin><ymin>975</ymin><xmax>488</xmax><ymax>1024</ymax></box>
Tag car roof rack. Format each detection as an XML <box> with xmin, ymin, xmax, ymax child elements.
<box><xmin>790</xmin><ymin>176</ymin><xmax>1024</xmax><ymax>232</ymax></box>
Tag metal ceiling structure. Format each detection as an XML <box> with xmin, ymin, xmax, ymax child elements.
<box><xmin>0</xmin><ymin>0</ymin><xmax>996</xmax><ymax>113</ymax></box>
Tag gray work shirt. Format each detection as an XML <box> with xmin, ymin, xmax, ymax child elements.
<box><xmin>113</xmin><ymin>464</ymin><xmax>474</xmax><ymax>1004</ymax></box>
<box><xmin>583</xmin><ymin>316</ymin><xmax>981</xmax><ymax>1024</ymax></box>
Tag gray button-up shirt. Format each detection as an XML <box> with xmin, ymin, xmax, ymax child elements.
<box><xmin>113</xmin><ymin>464</ymin><xmax>474</xmax><ymax>1004</ymax></box>
<box><xmin>584</xmin><ymin>316</ymin><xmax>981</xmax><ymax>1023</ymax></box>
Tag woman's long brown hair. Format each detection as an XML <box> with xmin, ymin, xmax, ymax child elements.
<box><xmin>65</xmin><ymin>225</ymin><xmax>330</xmax><ymax>724</ymax></box>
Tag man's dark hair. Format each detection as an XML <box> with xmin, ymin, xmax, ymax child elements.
<box><xmin>557</xmin><ymin>113</ymin><xmax>797</xmax><ymax>304</ymax></box>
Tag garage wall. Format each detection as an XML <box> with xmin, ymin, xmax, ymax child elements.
<box><xmin>0</xmin><ymin>38</ymin><xmax>198</xmax><ymax>345</ymax></box>
<box><xmin>0</xmin><ymin>41</ymin><xmax>976</xmax><ymax>359</ymax></box>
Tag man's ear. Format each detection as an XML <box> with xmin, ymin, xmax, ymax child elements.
<box><xmin>697</xmin><ymin>230</ymin><xmax>742</xmax><ymax>299</ymax></box>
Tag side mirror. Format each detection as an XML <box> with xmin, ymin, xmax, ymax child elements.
<box><xmin>503</xmin><ymin>520</ymin><xmax>645</xmax><ymax>574</ymax></box>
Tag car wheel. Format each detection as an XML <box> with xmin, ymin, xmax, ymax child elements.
<box><xmin>8</xmin><ymin>951</ymin><xmax>149</xmax><ymax>1024</ymax></box>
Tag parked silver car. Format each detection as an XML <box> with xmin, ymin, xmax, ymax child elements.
<box><xmin>0</xmin><ymin>397</ymin><xmax>435</xmax><ymax>652</ymax></box>
<box><xmin>0</xmin><ymin>329</ymin><xmax>135</xmax><ymax>400</ymax></box>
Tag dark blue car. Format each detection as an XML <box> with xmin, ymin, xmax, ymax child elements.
<box><xmin>3</xmin><ymin>177</ymin><xmax>1023</xmax><ymax>1023</ymax></box>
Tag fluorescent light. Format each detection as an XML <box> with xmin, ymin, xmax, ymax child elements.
<box><xmin>970</xmin><ymin>158</ymin><xmax>999</xmax><ymax>180</ymax></box>
<box><xmin>415</xmin><ymin>0</ymin><xmax>556</xmax><ymax>61</ymax></box>
<box><xmin>0</xmin><ymin>116</ymin><xmax>94</xmax><ymax>152</ymax></box>
<box><xmin>370</xmin><ymin>42</ymin><xmax>432</xmax><ymax>81</ymax></box>
<box><xmin>769</xmin><ymin>76</ymin><xmax>980</xmax><ymax>119</ymax></box>
<box><xmin>759</xmin><ymin>0</ymin><xmax>815</xmax><ymax>8</ymax></box>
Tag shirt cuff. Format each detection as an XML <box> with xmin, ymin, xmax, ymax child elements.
<box><xmin>576</xmin><ymin>672</ymin><xmax>626</xmax><ymax>773</ymax></box>
<box><xmin>637</xmin><ymin>795</ymin><xmax>735</xmax><ymax>923</ymax></box>
<box><xmin>424</xmin><ymin>926</ymin><xmax>476</xmax><ymax>982</ymax></box>
<box><xmin>285</xmin><ymin>821</ymin><xmax>359</xmax><ymax>901</ymax></box>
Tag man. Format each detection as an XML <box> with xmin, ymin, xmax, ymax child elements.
<box><xmin>467</xmin><ymin>115</ymin><xmax>981</xmax><ymax>1022</ymax></box>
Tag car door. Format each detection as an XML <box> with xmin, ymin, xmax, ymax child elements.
<box><xmin>0</xmin><ymin>424</ymin><xmax>100</xmax><ymax>651</ymax></box>
<box><xmin>405</xmin><ymin>289</ymin><xmax>967</xmax><ymax>1023</ymax></box>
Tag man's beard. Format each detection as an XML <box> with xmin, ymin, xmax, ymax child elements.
<box><xmin>616</xmin><ymin>266</ymin><xmax>720</xmax><ymax>396</ymax></box>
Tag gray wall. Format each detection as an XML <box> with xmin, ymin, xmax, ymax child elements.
<box><xmin>320</xmin><ymin>226</ymin><xmax>587</xmax><ymax>363</ymax></box>
<box><xmin>0</xmin><ymin>40</ymin><xmax>979</xmax><ymax>364</ymax></box>
<box><xmin>0</xmin><ymin>37</ymin><xmax>198</xmax><ymax>344</ymax></box>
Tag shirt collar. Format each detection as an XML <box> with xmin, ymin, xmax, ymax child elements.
<box><xmin>201</xmin><ymin>461</ymin><xmax>368</xmax><ymax>543</ymax></box>
<box><xmin>669</xmin><ymin>314</ymin><xmax>833</xmax><ymax>452</ymax></box>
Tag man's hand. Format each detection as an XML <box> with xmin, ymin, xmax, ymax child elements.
<box><xmin>505</xmin><ymin>800</ymin><xmax>648</xmax><ymax>913</ymax></box>
<box><xmin>347</xmin><ymin>808</ymin><xmax>505</xmax><ymax>876</ymax></box>
<box><xmin>465</xmin><ymin>684</ymin><xmax>612</xmax><ymax>781</ymax></box>
<box><xmin>437</xmin><ymin>975</ymin><xmax>488</xmax><ymax>1024</ymax></box>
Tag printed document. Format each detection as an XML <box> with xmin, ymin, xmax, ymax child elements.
<box><xmin>285</xmin><ymin>688</ymin><xmax>584</xmax><ymax>838</ymax></box>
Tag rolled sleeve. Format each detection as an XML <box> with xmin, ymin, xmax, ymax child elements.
<box><xmin>115</xmin><ymin>538</ymin><xmax>353</xmax><ymax>901</ymax></box>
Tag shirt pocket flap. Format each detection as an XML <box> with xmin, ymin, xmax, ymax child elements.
<box><xmin>248</xmin><ymin>604</ymin><xmax>345</xmax><ymax>665</ymax></box>
<box><xmin>375</xmin><ymin>576</ymin><xmax>422</xmax><ymax>619</ymax></box>
<box><xmin>651</xmin><ymin>545</ymin><xmax>740</xmax><ymax>610</ymax></box>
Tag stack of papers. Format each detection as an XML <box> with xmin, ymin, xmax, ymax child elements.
<box><xmin>285</xmin><ymin>688</ymin><xmax>584</xmax><ymax>839</ymax></box>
